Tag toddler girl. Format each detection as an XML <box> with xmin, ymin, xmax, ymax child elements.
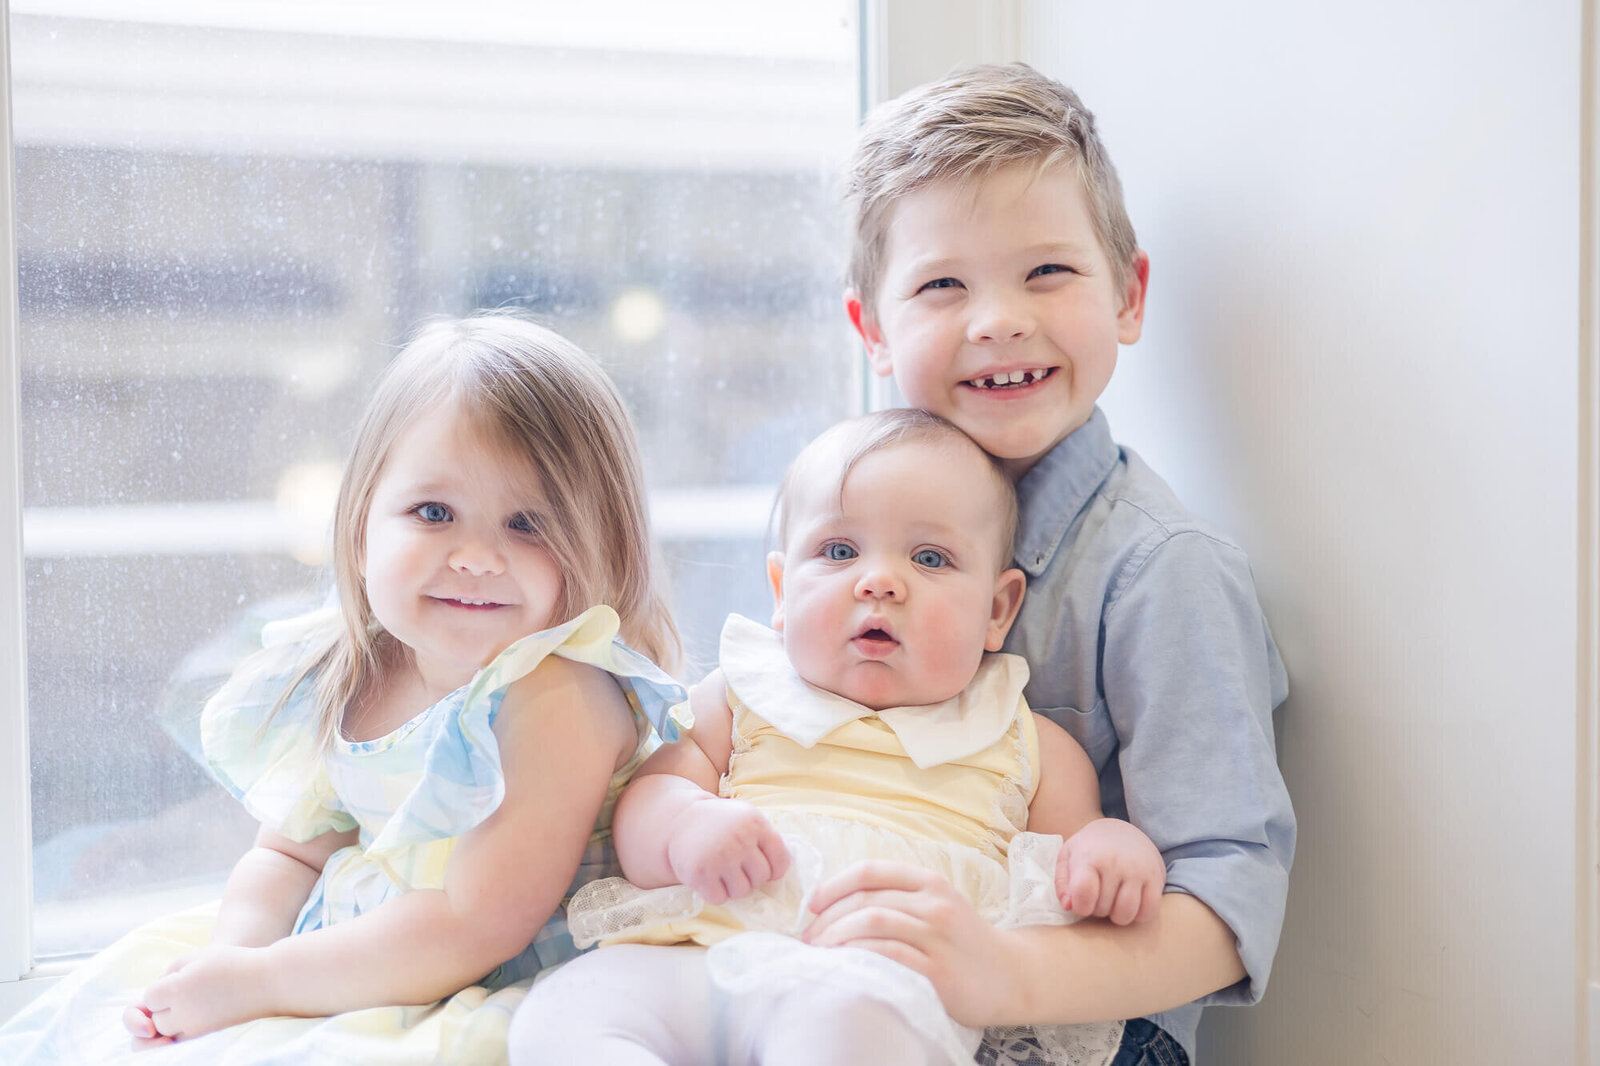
<box><xmin>0</xmin><ymin>314</ymin><xmax>684</xmax><ymax>1065</ymax></box>
<box><xmin>509</xmin><ymin>409</ymin><xmax>1165</xmax><ymax>1066</ymax></box>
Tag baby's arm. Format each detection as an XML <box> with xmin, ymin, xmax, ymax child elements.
<box><xmin>137</xmin><ymin>655</ymin><xmax>639</xmax><ymax>1039</ymax></box>
<box><xmin>612</xmin><ymin>669</ymin><xmax>789</xmax><ymax>903</ymax></box>
<box><xmin>1026</xmin><ymin>714</ymin><xmax>1164</xmax><ymax>927</ymax></box>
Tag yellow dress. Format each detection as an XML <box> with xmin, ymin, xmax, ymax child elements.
<box><xmin>569</xmin><ymin>614</ymin><xmax>1119</xmax><ymax>1066</ymax></box>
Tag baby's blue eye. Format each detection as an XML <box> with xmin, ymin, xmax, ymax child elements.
<box><xmin>417</xmin><ymin>502</ymin><xmax>451</xmax><ymax>523</ymax></box>
<box><xmin>823</xmin><ymin>543</ymin><xmax>858</xmax><ymax>561</ymax></box>
<box><xmin>913</xmin><ymin>549</ymin><xmax>949</xmax><ymax>569</ymax></box>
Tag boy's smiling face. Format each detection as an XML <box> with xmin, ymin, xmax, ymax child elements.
<box><xmin>849</xmin><ymin>163</ymin><xmax>1148</xmax><ymax>480</ymax></box>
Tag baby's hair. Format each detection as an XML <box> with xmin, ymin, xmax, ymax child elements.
<box><xmin>290</xmin><ymin>312</ymin><xmax>680</xmax><ymax>749</ymax></box>
<box><xmin>772</xmin><ymin>408</ymin><xmax>1018</xmax><ymax>568</ymax></box>
<box><xmin>846</xmin><ymin>62</ymin><xmax>1139</xmax><ymax>316</ymax></box>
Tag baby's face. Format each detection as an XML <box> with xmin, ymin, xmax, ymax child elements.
<box><xmin>768</xmin><ymin>440</ymin><xmax>1023</xmax><ymax>710</ymax></box>
<box><xmin>852</xmin><ymin>163</ymin><xmax>1146</xmax><ymax>480</ymax></box>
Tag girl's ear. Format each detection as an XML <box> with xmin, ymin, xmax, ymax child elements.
<box><xmin>766</xmin><ymin>551</ymin><xmax>787</xmax><ymax>632</ymax></box>
<box><xmin>844</xmin><ymin>290</ymin><xmax>893</xmax><ymax>378</ymax></box>
<box><xmin>985</xmin><ymin>568</ymin><xmax>1026</xmax><ymax>651</ymax></box>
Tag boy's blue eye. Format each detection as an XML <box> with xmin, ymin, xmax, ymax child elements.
<box><xmin>913</xmin><ymin>549</ymin><xmax>949</xmax><ymax>569</ymax></box>
<box><xmin>1029</xmin><ymin>263</ymin><xmax>1074</xmax><ymax>279</ymax></box>
<box><xmin>417</xmin><ymin>502</ymin><xmax>451</xmax><ymax>523</ymax></box>
<box><xmin>823</xmin><ymin>542</ymin><xmax>858</xmax><ymax>561</ymax></box>
<box><xmin>919</xmin><ymin>277</ymin><xmax>962</xmax><ymax>292</ymax></box>
<box><xmin>509</xmin><ymin>512</ymin><xmax>538</xmax><ymax>534</ymax></box>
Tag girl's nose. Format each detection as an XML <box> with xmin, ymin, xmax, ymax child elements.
<box><xmin>448</xmin><ymin>538</ymin><xmax>506</xmax><ymax>577</ymax></box>
<box><xmin>967</xmin><ymin>294</ymin><xmax>1033</xmax><ymax>344</ymax></box>
<box><xmin>855</xmin><ymin>565</ymin><xmax>906</xmax><ymax>601</ymax></box>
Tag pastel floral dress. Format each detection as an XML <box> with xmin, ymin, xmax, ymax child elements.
<box><xmin>0</xmin><ymin>604</ymin><xmax>683</xmax><ymax>1066</ymax></box>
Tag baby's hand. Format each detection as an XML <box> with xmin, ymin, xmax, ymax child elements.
<box><xmin>1055</xmin><ymin>817</ymin><xmax>1165</xmax><ymax>926</ymax></box>
<box><xmin>666</xmin><ymin>796</ymin><xmax>790</xmax><ymax>904</ymax></box>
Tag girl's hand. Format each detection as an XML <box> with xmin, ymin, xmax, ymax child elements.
<box><xmin>1055</xmin><ymin>818</ymin><xmax>1166</xmax><ymax>926</ymax></box>
<box><xmin>800</xmin><ymin>861</ymin><xmax>1025</xmax><ymax>1027</ymax></box>
<box><xmin>136</xmin><ymin>944</ymin><xmax>274</xmax><ymax>1040</ymax></box>
<box><xmin>665</xmin><ymin>796</ymin><xmax>790</xmax><ymax>904</ymax></box>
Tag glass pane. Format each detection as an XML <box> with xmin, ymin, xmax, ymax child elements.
<box><xmin>13</xmin><ymin>0</ymin><xmax>860</xmax><ymax>959</ymax></box>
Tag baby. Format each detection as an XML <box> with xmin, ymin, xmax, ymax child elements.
<box><xmin>510</xmin><ymin>408</ymin><xmax>1166</xmax><ymax>1066</ymax></box>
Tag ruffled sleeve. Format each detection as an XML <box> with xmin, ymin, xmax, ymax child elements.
<box><xmin>201</xmin><ymin>608</ymin><xmax>357</xmax><ymax>842</ymax></box>
<box><xmin>364</xmin><ymin>604</ymin><xmax>686</xmax><ymax>860</ymax></box>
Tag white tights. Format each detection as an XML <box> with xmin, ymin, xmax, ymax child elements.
<box><xmin>508</xmin><ymin>943</ymin><xmax>945</xmax><ymax>1066</ymax></box>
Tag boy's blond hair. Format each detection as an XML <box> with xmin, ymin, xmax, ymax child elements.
<box><xmin>773</xmin><ymin>408</ymin><xmax>1018</xmax><ymax>568</ymax></box>
<box><xmin>846</xmin><ymin>62</ymin><xmax>1139</xmax><ymax>314</ymax></box>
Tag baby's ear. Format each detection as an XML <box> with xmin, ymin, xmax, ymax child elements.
<box><xmin>985</xmin><ymin>567</ymin><xmax>1026</xmax><ymax>651</ymax></box>
<box><xmin>765</xmin><ymin>551</ymin><xmax>787</xmax><ymax>632</ymax></box>
<box><xmin>844</xmin><ymin>290</ymin><xmax>893</xmax><ymax>378</ymax></box>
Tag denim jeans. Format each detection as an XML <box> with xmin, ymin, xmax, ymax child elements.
<box><xmin>1108</xmin><ymin>1019</ymin><xmax>1189</xmax><ymax>1066</ymax></box>
<box><xmin>973</xmin><ymin>1019</ymin><xmax>1188</xmax><ymax>1066</ymax></box>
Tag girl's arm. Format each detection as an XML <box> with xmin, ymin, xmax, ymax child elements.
<box><xmin>210</xmin><ymin>824</ymin><xmax>357</xmax><ymax>948</ymax></box>
<box><xmin>140</xmin><ymin>655</ymin><xmax>639</xmax><ymax>1037</ymax></box>
<box><xmin>611</xmin><ymin>670</ymin><xmax>789</xmax><ymax>903</ymax></box>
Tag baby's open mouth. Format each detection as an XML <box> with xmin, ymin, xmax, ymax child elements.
<box><xmin>964</xmin><ymin>367</ymin><xmax>1053</xmax><ymax>390</ymax></box>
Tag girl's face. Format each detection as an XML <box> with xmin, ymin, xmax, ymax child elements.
<box><xmin>362</xmin><ymin>400</ymin><xmax>564</xmax><ymax>699</ymax></box>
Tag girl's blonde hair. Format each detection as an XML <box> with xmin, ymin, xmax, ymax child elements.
<box><xmin>291</xmin><ymin>312</ymin><xmax>679</xmax><ymax>748</ymax></box>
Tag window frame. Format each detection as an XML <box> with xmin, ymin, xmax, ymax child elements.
<box><xmin>0</xmin><ymin>0</ymin><xmax>1022</xmax><ymax>1012</ymax></box>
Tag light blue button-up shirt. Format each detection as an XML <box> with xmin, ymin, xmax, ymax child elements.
<box><xmin>1003</xmin><ymin>407</ymin><xmax>1293</xmax><ymax>1061</ymax></box>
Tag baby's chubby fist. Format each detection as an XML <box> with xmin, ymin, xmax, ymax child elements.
<box><xmin>665</xmin><ymin>796</ymin><xmax>790</xmax><ymax>905</ymax></box>
<box><xmin>1055</xmin><ymin>817</ymin><xmax>1166</xmax><ymax>926</ymax></box>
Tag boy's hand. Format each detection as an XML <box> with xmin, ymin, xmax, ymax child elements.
<box><xmin>801</xmin><ymin>861</ymin><xmax>1025</xmax><ymax>1027</ymax></box>
<box><xmin>1055</xmin><ymin>817</ymin><xmax>1166</xmax><ymax>926</ymax></box>
<box><xmin>135</xmin><ymin>944</ymin><xmax>274</xmax><ymax>1040</ymax></box>
<box><xmin>666</xmin><ymin>796</ymin><xmax>790</xmax><ymax>904</ymax></box>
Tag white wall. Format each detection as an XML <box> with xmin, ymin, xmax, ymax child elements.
<box><xmin>1018</xmin><ymin>2</ymin><xmax>1584</xmax><ymax>1061</ymax></box>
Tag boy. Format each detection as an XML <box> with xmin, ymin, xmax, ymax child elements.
<box><xmin>811</xmin><ymin>63</ymin><xmax>1293</xmax><ymax>1065</ymax></box>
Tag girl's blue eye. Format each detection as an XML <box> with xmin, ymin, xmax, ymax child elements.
<box><xmin>417</xmin><ymin>502</ymin><xmax>451</xmax><ymax>523</ymax></box>
<box><xmin>509</xmin><ymin>512</ymin><xmax>538</xmax><ymax>534</ymax></box>
<box><xmin>824</xmin><ymin>542</ymin><xmax>858</xmax><ymax>561</ymax></box>
<box><xmin>913</xmin><ymin>549</ymin><xmax>949</xmax><ymax>569</ymax></box>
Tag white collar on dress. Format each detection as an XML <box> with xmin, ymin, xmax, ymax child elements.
<box><xmin>718</xmin><ymin>613</ymin><xmax>1029</xmax><ymax>770</ymax></box>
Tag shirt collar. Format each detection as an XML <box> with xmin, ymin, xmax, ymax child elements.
<box><xmin>1013</xmin><ymin>406</ymin><xmax>1119</xmax><ymax>577</ymax></box>
<box><xmin>719</xmin><ymin>613</ymin><xmax>1029</xmax><ymax>769</ymax></box>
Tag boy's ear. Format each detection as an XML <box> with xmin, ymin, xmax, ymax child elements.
<box><xmin>985</xmin><ymin>567</ymin><xmax>1027</xmax><ymax>651</ymax></box>
<box><xmin>844</xmin><ymin>290</ymin><xmax>894</xmax><ymax>378</ymax></box>
<box><xmin>766</xmin><ymin>550</ymin><xmax>787</xmax><ymax>632</ymax></box>
<box><xmin>1116</xmin><ymin>251</ymin><xmax>1151</xmax><ymax>346</ymax></box>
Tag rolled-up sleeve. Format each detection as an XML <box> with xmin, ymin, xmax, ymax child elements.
<box><xmin>1101</xmin><ymin>528</ymin><xmax>1294</xmax><ymax>1005</ymax></box>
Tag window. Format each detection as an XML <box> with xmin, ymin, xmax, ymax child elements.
<box><xmin>2</xmin><ymin>0</ymin><xmax>862</xmax><ymax>979</ymax></box>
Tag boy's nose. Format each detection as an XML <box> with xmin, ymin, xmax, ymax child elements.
<box><xmin>967</xmin><ymin>296</ymin><xmax>1033</xmax><ymax>343</ymax></box>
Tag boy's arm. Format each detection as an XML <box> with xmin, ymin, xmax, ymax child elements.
<box><xmin>612</xmin><ymin>670</ymin><xmax>789</xmax><ymax>902</ymax></box>
<box><xmin>1096</xmin><ymin>530</ymin><xmax>1293</xmax><ymax>1008</ymax></box>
